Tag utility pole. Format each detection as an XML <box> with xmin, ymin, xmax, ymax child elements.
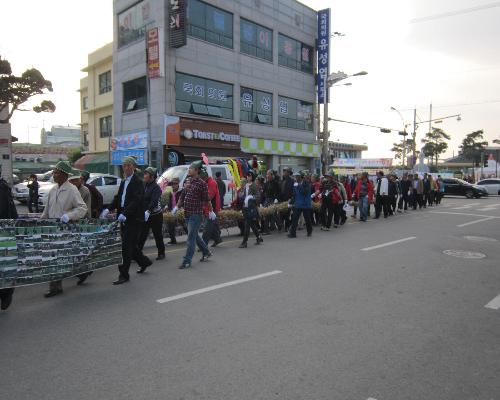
<box><xmin>322</xmin><ymin>74</ymin><xmax>329</xmax><ymax>175</ymax></box>
<box><xmin>412</xmin><ymin>108</ymin><xmax>417</xmax><ymax>169</ymax></box>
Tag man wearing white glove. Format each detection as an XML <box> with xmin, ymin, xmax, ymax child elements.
<box><xmin>108</xmin><ymin>156</ymin><xmax>152</xmax><ymax>284</ymax></box>
<box><xmin>41</xmin><ymin>161</ymin><xmax>88</xmax><ymax>298</ymax></box>
<box><xmin>201</xmin><ymin>168</ymin><xmax>223</xmax><ymax>248</ymax></box>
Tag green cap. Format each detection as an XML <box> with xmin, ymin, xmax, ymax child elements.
<box><xmin>190</xmin><ymin>160</ymin><xmax>203</xmax><ymax>170</ymax></box>
<box><xmin>80</xmin><ymin>170</ymin><xmax>90</xmax><ymax>181</ymax></box>
<box><xmin>122</xmin><ymin>156</ymin><xmax>138</xmax><ymax>166</ymax></box>
<box><xmin>54</xmin><ymin>161</ymin><xmax>73</xmax><ymax>175</ymax></box>
<box><xmin>199</xmin><ymin>165</ymin><xmax>208</xmax><ymax>178</ymax></box>
<box><xmin>144</xmin><ymin>167</ymin><xmax>157</xmax><ymax>176</ymax></box>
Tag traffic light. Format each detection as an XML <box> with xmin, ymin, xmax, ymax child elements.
<box><xmin>380</xmin><ymin>128</ymin><xmax>391</xmax><ymax>133</ymax></box>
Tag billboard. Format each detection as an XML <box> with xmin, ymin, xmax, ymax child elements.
<box><xmin>317</xmin><ymin>9</ymin><xmax>330</xmax><ymax>104</ymax></box>
<box><xmin>111</xmin><ymin>131</ymin><xmax>149</xmax><ymax>151</ymax></box>
<box><xmin>147</xmin><ymin>27</ymin><xmax>164</xmax><ymax>79</ymax></box>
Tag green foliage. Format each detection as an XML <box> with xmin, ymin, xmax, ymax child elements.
<box><xmin>67</xmin><ymin>148</ymin><xmax>83</xmax><ymax>164</ymax></box>
<box><xmin>0</xmin><ymin>56</ymin><xmax>56</xmax><ymax>123</ymax></box>
<box><xmin>421</xmin><ymin>127</ymin><xmax>451</xmax><ymax>166</ymax></box>
<box><xmin>391</xmin><ymin>138</ymin><xmax>414</xmax><ymax>161</ymax></box>
<box><xmin>460</xmin><ymin>130</ymin><xmax>488</xmax><ymax>166</ymax></box>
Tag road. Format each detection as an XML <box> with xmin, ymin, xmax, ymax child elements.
<box><xmin>1</xmin><ymin>196</ymin><xmax>499</xmax><ymax>400</ymax></box>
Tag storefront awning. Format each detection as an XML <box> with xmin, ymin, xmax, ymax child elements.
<box><xmin>241</xmin><ymin>137</ymin><xmax>320</xmax><ymax>157</ymax></box>
<box><xmin>74</xmin><ymin>152</ymin><xmax>110</xmax><ymax>174</ymax></box>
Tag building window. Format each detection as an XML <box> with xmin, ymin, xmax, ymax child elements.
<box><xmin>278</xmin><ymin>34</ymin><xmax>313</xmax><ymax>74</ymax></box>
<box><xmin>187</xmin><ymin>0</ymin><xmax>233</xmax><ymax>49</ymax></box>
<box><xmin>99</xmin><ymin>71</ymin><xmax>112</xmax><ymax>94</ymax></box>
<box><xmin>240</xmin><ymin>19</ymin><xmax>272</xmax><ymax>62</ymax></box>
<box><xmin>240</xmin><ymin>87</ymin><xmax>272</xmax><ymax>125</ymax></box>
<box><xmin>278</xmin><ymin>96</ymin><xmax>313</xmax><ymax>131</ymax></box>
<box><xmin>82</xmin><ymin>96</ymin><xmax>88</xmax><ymax>110</ymax></box>
<box><xmin>123</xmin><ymin>77</ymin><xmax>148</xmax><ymax>112</ymax></box>
<box><xmin>175</xmin><ymin>72</ymin><xmax>233</xmax><ymax>120</ymax></box>
<box><xmin>99</xmin><ymin>116</ymin><xmax>112</xmax><ymax>138</ymax></box>
<box><xmin>118</xmin><ymin>0</ymin><xmax>153</xmax><ymax>48</ymax></box>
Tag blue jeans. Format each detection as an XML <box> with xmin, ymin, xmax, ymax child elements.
<box><xmin>184</xmin><ymin>214</ymin><xmax>209</xmax><ymax>264</ymax></box>
<box><xmin>359</xmin><ymin>196</ymin><xmax>369</xmax><ymax>221</ymax></box>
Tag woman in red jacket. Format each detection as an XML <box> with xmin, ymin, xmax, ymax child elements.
<box><xmin>353</xmin><ymin>172</ymin><xmax>374</xmax><ymax>222</ymax></box>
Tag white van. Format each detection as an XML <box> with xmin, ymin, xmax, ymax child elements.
<box><xmin>157</xmin><ymin>164</ymin><xmax>235</xmax><ymax>207</ymax></box>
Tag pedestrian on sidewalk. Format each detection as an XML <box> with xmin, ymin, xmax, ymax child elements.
<box><xmin>27</xmin><ymin>174</ymin><xmax>39</xmax><ymax>213</ymax></box>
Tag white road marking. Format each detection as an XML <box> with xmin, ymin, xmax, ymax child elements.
<box><xmin>457</xmin><ymin>217</ymin><xmax>496</xmax><ymax>227</ymax></box>
<box><xmin>367</xmin><ymin>398</ymin><xmax>378</xmax><ymax>400</ymax></box>
<box><xmin>361</xmin><ymin>236</ymin><xmax>416</xmax><ymax>251</ymax></box>
<box><xmin>485</xmin><ymin>294</ymin><xmax>500</xmax><ymax>310</ymax></box>
<box><xmin>430</xmin><ymin>211</ymin><xmax>500</xmax><ymax>219</ymax></box>
<box><xmin>477</xmin><ymin>207</ymin><xmax>499</xmax><ymax>212</ymax></box>
<box><xmin>156</xmin><ymin>270</ymin><xmax>283</xmax><ymax>304</ymax></box>
<box><xmin>451</xmin><ymin>203</ymin><xmax>481</xmax><ymax>210</ymax></box>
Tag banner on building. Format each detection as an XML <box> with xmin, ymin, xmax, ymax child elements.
<box><xmin>331</xmin><ymin>158</ymin><xmax>393</xmax><ymax>169</ymax></box>
<box><xmin>164</xmin><ymin>115</ymin><xmax>181</xmax><ymax>146</ymax></box>
<box><xmin>317</xmin><ymin>8</ymin><xmax>330</xmax><ymax>104</ymax></box>
<box><xmin>0</xmin><ymin>219</ymin><xmax>122</xmax><ymax>289</ymax></box>
<box><xmin>147</xmin><ymin>27</ymin><xmax>164</xmax><ymax>78</ymax></box>
<box><xmin>111</xmin><ymin>149</ymin><xmax>148</xmax><ymax>166</ymax></box>
<box><xmin>111</xmin><ymin>131</ymin><xmax>149</xmax><ymax>151</ymax></box>
<box><xmin>168</xmin><ymin>0</ymin><xmax>187</xmax><ymax>48</ymax></box>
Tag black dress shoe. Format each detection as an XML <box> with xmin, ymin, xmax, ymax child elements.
<box><xmin>211</xmin><ymin>239</ymin><xmax>222</xmax><ymax>247</ymax></box>
<box><xmin>200</xmin><ymin>251</ymin><xmax>213</xmax><ymax>262</ymax></box>
<box><xmin>287</xmin><ymin>234</ymin><xmax>296</xmax><ymax>238</ymax></box>
<box><xmin>44</xmin><ymin>289</ymin><xmax>63</xmax><ymax>298</ymax></box>
<box><xmin>255</xmin><ymin>237</ymin><xmax>263</xmax><ymax>245</ymax></box>
<box><xmin>76</xmin><ymin>272</ymin><xmax>92</xmax><ymax>286</ymax></box>
<box><xmin>156</xmin><ymin>254</ymin><xmax>165</xmax><ymax>260</ymax></box>
<box><xmin>179</xmin><ymin>262</ymin><xmax>191</xmax><ymax>269</ymax></box>
<box><xmin>1</xmin><ymin>293</ymin><xmax>13</xmax><ymax>310</ymax></box>
<box><xmin>112</xmin><ymin>276</ymin><xmax>129</xmax><ymax>285</ymax></box>
<box><xmin>137</xmin><ymin>259</ymin><xmax>152</xmax><ymax>274</ymax></box>
<box><xmin>239</xmin><ymin>242</ymin><xmax>247</xmax><ymax>248</ymax></box>
<box><xmin>168</xmin><ymin>240</ymin><xmax>177</xmax><ymax>245</ymax></box>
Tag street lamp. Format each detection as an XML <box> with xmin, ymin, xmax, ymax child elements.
<box><xmin>321</xmin><ymin>70</ymin><xmax>368</xmax><ymax>174</ymax></box>
<box><xmin>390</xmin><ymin>106</ymin><xmax>410</xmax><ymax>168</ymax></box>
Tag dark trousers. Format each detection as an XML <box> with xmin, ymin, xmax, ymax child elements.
<box><xmin>120</xmin><ymin>221</ymin><xmax>151</xmax><ymax>279</ymax></box>
<box><xmin>333</xmin><ymin>203</ymin><xmax>343</xmax><ymax>225</ymax></box>
<box><xmin>289</xmin><ymin>208</ymin><xmax>312</xmax><ymax>236</ymax></box>
<box><xmin>375</xmin><ymin>195</ymin><xmax>389</xmax><ymax>218</ymax></box>
<box><xmin>202</xmin><ymin>218</ymin><xmax>221</xmax><ymax>245</ymax></box>
<box><xmin>428</xmin><ymin>191</ymin><xmax>435</xmax><ymax>205</ymax></box>
<box><xmin>413</xmin><ymin>191</ymin><xmax>423</xmax><ymax>209</ymax></box>
<box><xmin>138</xmin><ymin>213</ymin><xmax>165</xmax><ymax>256</ymax></box>
<box><xmin>28</xmin><ymin>195</ymin><xmax>39</xmax><ymax>213</ymax></box>
<box><xmin>398</xmin><ymin>193</ymin><xmax>409</xmax><ymax>210</ymax></box>
<box><xmin>0</xmin><ymin>288</ymin><xmax>14</xmax><ymax>303</ymax></box>
<box><xmin>321</xmin><ymin>200</ymin><xmax>334</xmax><ymax>228</ymax></box>
<box><xmin>242</xmin><ymin>216</ymin><xmax>260</xmax><ymax>244</ymax></box>
<box><xmin>423</xmin><ymin>191</ymin><xmax>430</xmax><ymax>207</ymax></box>
<box><xmin>390</xmin><ymin>196</ymin><xmax>397</xmax><ymax>214</ymax></box>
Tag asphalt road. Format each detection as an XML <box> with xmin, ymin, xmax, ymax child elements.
<box><xmin>1</xmin><ymin>196</ymin><xmax>500</xmax><ymax>400</ymax></box>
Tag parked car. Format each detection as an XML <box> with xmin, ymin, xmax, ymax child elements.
<box><xmin>476</xmin><ymin>178</ymin><xmax>500</xmax><ymax>195</ymax></box>
<box><xmin>442</xmin><ymin>178</ymin><xmax>489</xmax><ymax>198</ymax></box>
<box><xmin>157</xmin><ymin>164</ymin><xmax>234</xmax><ymax>207</ymax></box>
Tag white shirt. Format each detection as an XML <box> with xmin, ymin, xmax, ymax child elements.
<box><xmin>121</xmin><ymin>175</ymin><xmax>133</xmax><ymax>208</ymax></box>
<box><xmin>377</xmin><ymin>177</ymin><xmax>389</xmax><ymax>195</ymax></box>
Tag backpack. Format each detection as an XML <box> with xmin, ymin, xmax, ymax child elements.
<box><xmin>331</xmin><ymin>186</ymin><xmax>342</xmax><ymax>204</ymax></box>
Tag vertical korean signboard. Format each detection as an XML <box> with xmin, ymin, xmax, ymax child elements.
<box><xmin>147</xmin><ymin>27</ymin><xmax>164</xmax><ymax>78</ymax></box>
<box><xmin>317</xmin><ymin>9</ymin><xmax>330</xmax><ymax>104</ymax></box>
<box><xmin>168</xmin><ymin>0</ymin><xmax>187</xmax><ymax>48</ymax></box>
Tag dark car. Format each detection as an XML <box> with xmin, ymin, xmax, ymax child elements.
<box><xmin>442</xmin><ymin>178</ymin><xmax>488</xmax><ymax>198</ymax></box>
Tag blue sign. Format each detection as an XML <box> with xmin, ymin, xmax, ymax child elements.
<box><xmin>111</xmin><ymin>149</ymin><xmax>148</xmax><ymax>166</ymax></box>
<box><xmin>317</xmin><ymin>9</ymin><xmax>330</xmax><ymax>104</ymax></box>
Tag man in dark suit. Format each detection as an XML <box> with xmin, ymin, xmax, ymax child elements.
<box><xmin>102</xmin><ymin>156</ymin><xmax>152</xmax><ymax>285</ymax></box>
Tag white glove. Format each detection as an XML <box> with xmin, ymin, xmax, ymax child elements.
<box><xmin>171</xmin><ymin>206</ymin><xmax>178</xmax><ymax>215</ymax></box>
<box><xmin>244</xmin><ymin>195</ymin><xmax>254</xmax><ymax>208</ymax></box>
<box><xmin>144</xmin><ymin>210</ymin><xmax>150</xmax><ymax>222</ymax></box>
<box><xmin>209</xmin><ymin>211</ymin><xmax>217</xmax><ymax>221</ymax></box>
<box><xmin>274</xmin><ymin>199</ymin><xmax>278</xmax><ymax>204</ymax></box>
<box><xmin>118</xmin><ymin>213</ymin><xmax>127</xmax><ymax>223</ymax></box>
<box><xmin>60</xmin><ymin>214</ymin><xmax>70</xmax><ymax>224</ymax></box>
<box><xmin>99</xmin><ymin>209</ymin><xmax>110</xmax><ymax>219</ymax></box>
<box><xmin>324</xmin><ymin>190</ymin><xmax>329</xmax><ymax>196</ymax></box>
<box><xmin>294</xmin><ymin>182</ymin><xmax>299</xmax><ymax>187</ymax></box>
<box><xmin>288</xmin><ymin>203</ymin><xmax>293</xmax><ymax>209</ymax></box>
<box><xmin>311</xmin><ymin>193</ymin><xmax>315</xmax><ymax>199</ymax></box>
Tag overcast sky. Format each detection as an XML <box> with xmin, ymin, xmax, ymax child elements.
<box><xmin>1</xmin><ymin>0</ymin><xmax>499</xmax><ymax>159</ymax></box>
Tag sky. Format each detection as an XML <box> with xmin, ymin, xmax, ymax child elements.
<box><xmin>1</xmin><ymin>0</ymin><xmax>499</xmax><ymax>160</ymax></box>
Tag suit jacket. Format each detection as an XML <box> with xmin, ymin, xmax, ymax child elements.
<box><xmin>112</xmin><ymin>173</ymin><xmax>144</xmax><ymax>222</ymax></box>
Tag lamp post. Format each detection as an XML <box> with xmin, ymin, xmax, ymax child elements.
<box><xmin>321</xmin><ymin>71</ymin><xmax>367</xmax><ymax>174</ymax></box>
<box><xmin>390</xmin><ymin>106</ymin><xmax>409</xmax><ymax>169</ymax></box>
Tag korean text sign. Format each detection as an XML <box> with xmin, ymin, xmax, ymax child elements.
<box><xmin>317</xmin><ymin>9</ymin><xmax>330</xmax><ymax>104</ymax></box>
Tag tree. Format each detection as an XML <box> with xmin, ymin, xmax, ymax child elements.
<box><xmin>460</xmin><ymin>130</ymin><xmax>488</xmax><ymax>168</ymax></box>
<box><xmin>0</xmin><ymin>56</ymin><xmax>56</xmax><ymax>124</ymax></box>
<box><xmin>421</xmin><ymin>127</ymin><xmax>451</xmax><ymax>167</ymax></box>
<box><xmin>391</xmin><ymin>138</ymin><xmax>415</xmax><ymax>165</ymax></box>
<box><xmin>67</xmin><ymin>148</ymin><xmax>83</xmax><ymax>164</ymax></box>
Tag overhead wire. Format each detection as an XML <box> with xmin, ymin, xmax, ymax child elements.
<box><xmin>410</xmin><ymin>1</ymin><xmax>500</xmax><ymax>23</ymax></box>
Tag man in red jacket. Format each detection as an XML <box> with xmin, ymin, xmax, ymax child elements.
<box><xmin>201</xmin><ymin>169</ymin><xmax>222</xmax><ymax>247</ymax></box>
<box><xmin>353</xmin><ymin>172</ymin><xmax>374</xmax><ymax>222</ymax></box>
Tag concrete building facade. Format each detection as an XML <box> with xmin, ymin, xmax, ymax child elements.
<box><xmin>0</xmin><ymin>107</ymin><xmax>13</xmax><ymax>184</ymax></box>
<box><xmin>113</xmin><ymin>0</ymin><xmax>319</xmax><ymax>172</ymax></box>
<box><xmin>79</xmin><ymin>43</ymin><xmax>114</xmax><ymax>154</ymax></box>
<box><xmin>41</xmin><ymin>125</ymin><xmax>81</xmax><ymax>146</ymax></box>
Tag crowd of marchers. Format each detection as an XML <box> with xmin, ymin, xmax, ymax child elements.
<box><xmin>0</xmin><ymin>156</ymin><xmax>446</xmax><ymax>311</ymax></box>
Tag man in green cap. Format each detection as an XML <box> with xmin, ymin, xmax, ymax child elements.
<box><xmin>41</xmin><ymin>161</ymin><xmax>88</xmax><ymax>297</ymax></box>
<box><xmin>138</xmin><ymin>167</ymin><xmax>165</xmax><ymax>260</ymax></box>
<box><xmin>174</xmin><ymin>160</ymin><xmax>213</xmax><ymax>269</ymax></box>
<box><xmin>81</xmin><ymin>170</ymin><xmax>103</xmax><ymax>218</ymax></box>
<box><xmin>102</xmin><ymin>156</ymin><xmax>152</xmax><ymax>284</ymax></box>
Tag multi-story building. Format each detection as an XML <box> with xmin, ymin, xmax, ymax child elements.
<box><xmin>41</xmin><ymin>125</ymin><xmax>81</xmax><ymax>146</ymax></box>
<box><xmin>328</xmin><ymin>141</ymin><xmax>368</xmax><ymax>163</ymax></box>
<box><xmin>113</xmin><ymin>0</ymin><xmax>319</xmax><ymax>173</ymax></box>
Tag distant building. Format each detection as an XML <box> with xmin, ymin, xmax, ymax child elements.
<box><xmin>41</xmin><ymin>125</ymin><xmax>81</xmax><ymax>146</ymax></box>
<box><xmin>328</xmin><ymin>142</ymin><xmax>368</xmax><ymax>163</ymax></box>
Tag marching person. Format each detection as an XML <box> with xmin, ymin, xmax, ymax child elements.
<box><xmin>412</xmin><ymin>173</ymin><xmax>424</xmax><ymax>210</ymax></box>
<box><xmin>320</xmin><ymin>172</ymin><xmax>335</xmax><ymax>231</ymax></box>
<box><xmin>69</xmin><ymin>172</ymin><xmax>91</xmax><ymax>218</ymax></box>
<box><xmin>239</xmin><ymin>171</ymin><xmax>263</xmax><ymax>248</ymax></box>
<box><xmin>374</xmin><ymin>171</ymin><xmax>389</xmax><ymax>219</ymax></box>
<box><xmin>215</xmin><ymin>171</ymin><xmax>226</xmax><ymax>209</ymax></box>
<box><xmin>174</xmin><ymin>161</ymin><xmax>213</xmax><ymax>269</ymax></box>
<box><xmin>27</xmin><ymin>174</ymin><xmax>39</xmax><ymax>213</ymax></box>
<box><xmin>288</xmin><ymin>171</ymin><xmax>313</xmax><ymax>238</ymax></box>
<box><xmin>0</xmin><ymin>172</ymin><xmax>18</xmax><ymax>310</ymax></box>
<box><xmin>102</xmin><ymin>156</ymin><xmax>152</xmax><ymax>285</ymax></box>
<box><xmin>398</xmin><ymin>173</ymin><xmax>411</xmax><ymax>212</ymax></box>
<box><xmin>165</xmin><ymin>177</ymin><xmax>184</xmax><ymax>244</ymax></box>
<box><xmin>261</xmin><ymin>170</ymin><xmax>280</xmax><ymax>234</ymax></box>
<box><xmin>201</xmin><ymin>168</ymin><xmax>222</xmax><ymax>247</ymax></box>
<box><xmin>353</xmin><ymin>172</ymin><xmax>374</xmax><ymax>222</ymax></box>
<box><xmin>41</xmin><ymin>161</ymin><xmax>88</xmax><ymax>297</ymax></box>
<box><xmin>422</xmin><ymin>173</ymin><xmax>431</xmax><ymax>208</ymax></box>
<box><xmin>81</xmin><ymin>170</ymin><xmax>103</xmax><ymax>218</ymax></box>
<box><xmin>138</xmin><ymin>167</ymin><xmax>165</xmax><ymax>260</ymax></box>
<box><xmin>279</xmin><ymin>167</ymin><xmax>294</xmax><ymax>231</ymax></box>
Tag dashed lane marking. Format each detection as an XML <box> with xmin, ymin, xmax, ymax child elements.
<box><xmin>485</xmin><ymin>294</ymin><xmax>500</xmax><ymax>310</ymax></box>
<box><xmin>156</xmin><ymin>270</ymin><xmax>283</xmax><ymax>304</ymax></box>
<box><xmin>457</xmin><ymin>217</ymin><xmax>496</xmax><ymax>227</ymax></box>
<box><xmin>361</xmin><ymin>236</ymin><xmax>416</xmax><ymax>251</ymax></box>
<box><xmin>430</xmin><ymin>211</ymin><xmax>500</xmax><ymax>219</ymax></box>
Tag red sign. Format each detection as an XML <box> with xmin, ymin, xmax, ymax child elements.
<box><xmin>147</xmin><ymin>27</ymin><xmax>161</xmax><ymax>79</ymax></box>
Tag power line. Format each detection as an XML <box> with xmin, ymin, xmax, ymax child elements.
<box><xmin>410</xmin><ymin>1</ymin><xmax>500</xmax><ymax>23</ymax></box>
<box><xmin>399</xmin><ymin>99</ymin><xmax>500</xmax><ymax>112</ymax></box>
